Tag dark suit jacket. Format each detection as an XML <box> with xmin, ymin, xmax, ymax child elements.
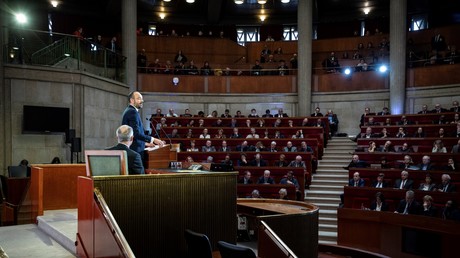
<box><xmin>237</xmin><ymin>177</ymin><xmax>253</xmax><ymax>184</ymax></box>
<box><xmin>396</xmin><ymin>200</ymin><xmax>420</xmax><ymax>214</ymax></box>
<box><xmin>349</xmin><ymin>178</ymin><xmax>365</xmax><ymax>187</ymax></box>
<box><xmin>274</xmin><ymin>160</ymin><xmax>289</xmax><ymax>167</ymax></box>
<box><xmin>107</xmin><ymin>143</ymin><xmax>145</xmax><ymax>174</ymax></box>
<box><xmin>394</xmin><ymin>179</ymin><xmax>414</xmax><ymax>190</ymax></box>
<box><xmin>372</xmin><ymin>180</ymin><xmax>388</xmax><ymax>188</ymax></box>
<box><xmin>257</xmin><ymin>176</ymin><xmax>274</xmax><ymax>184</ymax></box>
<box><xmin>437</xmin><ymin>183</ymin><xmax>457</xmax><ymax>193</ymax></box>
<box><xmin>421</xmin><ymin>205</ymin><xmax>438</xmax><ymax>217</ymax></box>
<box><xmin>218</xmin><ymin>146</ymin><xmax>232</xmax><ymax>152</ymax></box>
<box><xmin>122</xmin><ymin>105</ymin><xmax>152</xmax><ymax>156</ymax></box>
<box><xmin>370</xmin><ymin>201</ymin><xmax>389</xmax><ymax>211</ymax></box>
<box><xmin>250</xmin><ymin>159</ymin><xmax>267</xmax><ymax>167</ymax></box>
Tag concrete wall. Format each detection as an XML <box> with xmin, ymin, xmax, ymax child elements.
<box><xmin>1</xmin><ymin>65</ymin><xmax>128</xmax><ymax>175</ymax></box>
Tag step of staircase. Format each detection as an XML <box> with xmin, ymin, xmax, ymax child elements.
<box><xmin>312</xmin><ymin>180</ymin><xmax>347</xmax><ymax>186</ymax></box>
<box><xmin>309</xmin><ymin>185</ymin><xmax>344</xmax><ymax>191</ymax></box>
<box><xmin>319</xmin><ymin>223</ymin><xmax>338</xmax><ymax>233</ymax></box>
<box><xmin>319</xmin><ymin>231</ymin><xmax>338</xmax><ymax>242</ymax></box>
<box><xmin>307</xmin><ymin>190</ymin><xmax>342</xmax><ymax>198</ymax></box>
<box><xmin>318</xmin><ymin>217</ymin><xmax>337</xmax><ymax>226</ymax></box>
<box><xmin>315</xmin><ymin>169</ymin><xmax>348</xmax><ymax>175</ymax></box>
<box><xmin>315</xmin><ymin>203</ymin><xmax>340</xmax><ymax>211</ymax></box>
<box><xmin>306</xmin><ymin>196</ymin><xmax>341</xmax><ymax>204</ymax></box>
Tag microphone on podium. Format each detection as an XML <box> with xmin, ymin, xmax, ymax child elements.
<box><xmin>147</xmin><ymin>117</ymin><xmax>172</xmax><ymax>149</ymax></box>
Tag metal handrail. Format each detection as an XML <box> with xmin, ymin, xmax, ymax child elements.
<box><xmin>260</xmin><ymin>220</ymin><xmax>298</xmax><ymax>258</ymax></box>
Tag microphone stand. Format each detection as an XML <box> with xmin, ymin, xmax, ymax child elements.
<box><xmin>148</xmin><ymin>117</ymin><xmax>172</xmax><ymax>149</ymax></box>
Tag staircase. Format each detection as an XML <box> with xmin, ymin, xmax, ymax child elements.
<box><xmin>306</xmin><ymin>137</ymin><xmax>356</xmax><ymax>244</ymax></box>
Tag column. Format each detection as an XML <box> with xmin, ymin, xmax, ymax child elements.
<box><xmin>389</xmin><ymin>0</ymin><xmax>407</xmax><ymax>114</ymax></box>
<box><xmin>297</xmin><ymin>0</ymin><xmax>313</xmax><ymax>116</ymax></box>
<box><xmin>122</xmin><ymin>0</ymin><xmax>137</xmax><ymax>91</ymax></box>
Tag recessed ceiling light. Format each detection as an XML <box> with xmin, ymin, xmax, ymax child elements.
<box><xmin>281</xmin><ymin>0</ymin><xmax>290</xmax><ymax>3</ymax></box>
<box><xmin>235</xmin><ymin>0</ymin><xmax>244</xmax><ymax>4</ymax></box>
<box><xmin>258</xmin><ymin>0</ymin><xmax>267</xmax><ymax>4</ymax></box>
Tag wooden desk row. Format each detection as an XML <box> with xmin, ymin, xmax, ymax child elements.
<box><xmin>359</xmin><ymin>124</ymin><xmax>458</xmax><ymax>135</ymax></box>
<box><xmin>353</xmin><ymin>152</ymin><xmax>460</xmax><ymax>165</ymax></box>
<box><xmin>356</xmin><ymin>137</ymin><xmax>460</xmax><ymax>153</ymax></box>
<box><xmin>237</xmin><ymin>184</ymin><xmax>297</xmax><ymax>200</ymax></box>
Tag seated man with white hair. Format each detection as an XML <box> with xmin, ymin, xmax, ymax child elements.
<box><xmin>106</xmin><ymin>125</ymin><xmax>145</xmax><ymax>174</ymax></box>
<box><xmin>437</xmin><ymin>174</ymin><xmax>457</xmax><ymax>193</ymax></box>
<box><xmin>288</xmin><ymin>155</ymin><xmax>306</xmax><ymax>169</ymax></box>
<box><xmin>257</xmin><ymin>170</ymin><xmax>274</xmax><ymax>184</ymax></box>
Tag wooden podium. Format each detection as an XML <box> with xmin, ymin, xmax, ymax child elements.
<box><xmin>144</xmin><ymin>144</ymin><xmax>178</xmax><ymax>169</ymax></box>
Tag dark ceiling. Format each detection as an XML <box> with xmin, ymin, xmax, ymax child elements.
<box><xmin>5</xmin><ymin>0</ymin><xmax>460</xmax><ymax>33</ymax></box>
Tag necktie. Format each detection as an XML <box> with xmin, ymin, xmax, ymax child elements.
<box><xmin>354</xmin><ymin>181</ymin><xmax>358</xmax><ymax>187</ymax></box>
<box><xmin>444</xmin><ymin>185</ymin><xmax>447</xmax><ymax>192</ymax></box>
<box><xmin>401</xmin><ymin>180</ymin><xmax>405</xmax><ymax>189</ymax></box>
<box><xmin>403</xmin><ymin>202</ymin><xmax>410</xmax><ymax>214</ymax></box>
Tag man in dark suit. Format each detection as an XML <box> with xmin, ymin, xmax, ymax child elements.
<box><xmin>238</xmin><ymin>171</ymin><xmax>253</xmax><ymax>184</ymax></box>
<box><xmin>437</xmin><ymin>174</ymin><xmax>457</xmax><ymax>193</ymax></box>
<box><xmin>107</xmin><ymin>125</ymin><xmax>144</xmax><ymax>174</ymax></box>
<box><xmin>430</xmin><ymin>103</ymin><xmax>448</xmax><ymax>113</ymax></box>
<box><xmin>377</xmin><ymin>107</ymin><xmax>391</xmax><ymax>116</ymax></box>
<box><xmin>343</xmin><ymin>154</ymin><xmax>369</xmax><ymax>170</ymax></box>
<box><xmin>257</xmin><ymin>170</ymin><xmax>274</xmax><ymax>184</ymax></box>
<box><xmin>394</xmin><ymin>170</ymin><xmax>414</xmax><ymax>190</ymax></box>
<box><xmin>250</xmin><ymin>153</ymin><xmax>267</xmax><ymax>167</ymax></box>
<box><xmin>418</xmin><ymin>155</ymin><xmax>433</xmax><ymax>171</ymax></box>
<box><xmin>122</xmin><ymin>91</ymin><xmax>165</xmax><ymax>162</ymax></box>
<box><xmin>372</xmin><ymin>173</ymin><xmax>388</xmax><ymax>188</ymax></box>
<box><xmin>349</xmin><ymin>172</ymin><xmax>365</xmax><ymax>187</ymax></box>
<box><xmin>395</xmin><ymin>190</ymin><xmax>420</xmax><ymax>215</ymax></box>
<box><xmin>450</xmin><ymin>100</ymin><xmax>459</xmax><ymax>113</ymax></box>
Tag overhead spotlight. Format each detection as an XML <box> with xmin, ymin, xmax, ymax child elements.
<box><xmin>379</xmin><ymin>65</ymin><xmax>388</xmax><ymax>73</ymax></box>
<box><xmin>50</xmin><ymin>1</ymin><xmax>59</xmax><ymax>8</ymax></box>
<box><xmin>159</xmin><ymin>13</ymin><xmax>166</xmax><ymax>19</ymax></box>
<box><xmin>344</xmin><ymin>68</ymin><xmax>351</xmax><ymax>75</ymax></box>
<box><xmin>164</xmin><ymin>0</ymin><xmax>171</xmax><ymax>2</ymax></box>
<box><xmin>363</xmin><ymin>7</ymin><xmax>370</xmax><ymax>15</ymax></box>
<box><xmin>234</xmin><ymin>0</ymin><xmax>244</xmax><ymax>4</ymax></box>
<box><xmin>258</xmin><ymin>0</ymin><xmax>267</xmax><ymax>4</ymax></box>
<box><xmin>281</xmin><ymin>0</ymin><xmax>290</xmax><ymax>3</ymax></box>
<box><xmin>259</xmin><ymin>15</ymin><xmax>266</xmax><ymax>22</ymax></box>
<box><xmin>186</xmin><ymin>0</ymin><xmax>195</xmax><ymax>3</ymax></box>
<box><xmin>15</xmin><ymin>13</ymin><xmax>27</xmax><ymax>24</ymax></box>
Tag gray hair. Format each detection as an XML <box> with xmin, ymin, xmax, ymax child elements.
<box><xmin>117</xmin><ymin>125</ymin><xmax>133</xmax><ymax>142</ymax></box>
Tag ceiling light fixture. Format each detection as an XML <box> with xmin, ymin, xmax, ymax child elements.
<box><xmin>164</xmin><ymin>0</ymin><xmax>171</xmax><ymax>2</ymax></box>
<box><xmin>186</xmin><ymin>0</ymin><xmax>195</xmax><ymax>3</ymax></box>
<box><xmin>259</xmin><ymin>15</ymin><xmax>266</xmax><ymax>22</ymax></box>
<box><xmin>281</xmin><ymin>0</ymin><xmax>290</xmax><ymax>3</ymax></box>
<box><xmin>50</xmin><ymin>1</ymin><xmax>59</xmax><ymax>8</ymax></box>
<box><xmin>258</xmin><ymin>0</ymin><xmax>267</xmax><ymax>4</ymax></box>
<box><xmin>234</xmin><ymin>0</ymin><xmax>244</xmax><ymax>4</ymax></box>
<box><xmin>159</xmin><ymin>13</ymin><xmax>166</xmax><ymax>19</ymax></box>
<box><xmin>363</xmin><ymin>7</ymin><xmax>370</xmax><ymax>15</ymax></box>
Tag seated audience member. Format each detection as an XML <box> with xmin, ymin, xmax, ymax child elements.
<box><xmin>244</xmin><ymin>119</ymin><xmax>252</xmax><ymax>128</ymax></box>
<box><xmin>437</xmin><ymin>174</ymin><xmax>456</xmax><ymax>193</ymax></box>
<box><xmin>442</xmin><ymin>158</ymin><xmax>457</xmax><ymax>171</ymax></box>
<box><xmin>201</xmin><ymin>140</ymin><xmax>216</xmax><ymax>152</ymax></box>
<box><xmin>246</xmin><ymin>128</ymin><xmax>260</xmax><ymax>139</ymax></box>
<box><xmin>380</xmin><ymin>157</ymin><xmax>391</xmax><ymax>169</ymax></box>
<box><xmin>185</xmin><ymin>129</ymin><xmax>194</xmax><ymax>138</ymax></box>
<box><xmin>433</xmin><ymin>114</ymin><xmax>447</xmax><ymax>125</ymax></box>
<box><xmin>187</xmin><ymin>140</ymin><xmax>199</xmax><ymax>152</ymax></box>
<box><xmin>199</xmin><ymin>128</ymin><xmax>211</xmax><ymax>139</ymax></box>
<box><xmin>273</xmin><ymin>119</ymin><xmax>282</xmax><ymax>127</ymax></box>
<box><xmin>355</xmin><ymin>58</ymin><xmax>368</xmax><ymax>72</ymax></box>
<box><xmin>314</xmin><ymin>118</ymin><xmax>325</xmax><ymax>128</ymax></box>
<box><xmin>200</xmin><ymin>61</ymin><xmax>213</xmax><ymax>75</ymax></box>
<box><xmin>383</xmin><ymin>118</ymin><xmax>392</xmax><ymax>126</ymax></box>
<box><xmin>349</xmin><ymin>172</ymin><xmax>365</xmax><ymax>187</ymax></box>
<box><xmin>268</xmin><ymin>141</ymin><xmax>278</xmax><ymax>152</ymax></box>
<box><xmin>236</xmin><ymin>140</ymin><xmax>254</xmax><ymax>152</ymax></box>
<box><xmin>452</xmin><ymin>139</ymin><xmax>460</xmax><ymax>153</ymax></box>
<box><xmin>358</xmin><ymin>127</ymin><xmax>377</xmax><ymax>139</ymax></box>
<box><xmin>251</xmin><ymin>60</ymin><xmax>263</xmax><ymax>76</ymax></box>
<box><xmin>413</xmin><ymin>127</ymin><xmax>426</xmax><ymax>138</ymax></box>
<box><xmin>208</xmin><ymin>110</ymin><xmax>218</xmax><ymax>118</ymax></box>
<box><xmin>301</xmin><ymin>118</ymin><xmax>310</xmax><ymax>126</ymax></box>
<box><xmin>311</xmin><ymin>107</ymin><xmax>323</xmax><ymax>117</ymax></box>
<box><xmin>185</xmin><ymin>156</ymin><xmax>194</xmax><ymax>163</ymax></box>
<box><xmin>277</xmin><ymin>60</ymin><xmax>289</xmax><ymax>76</ymax></box>
<box><xmin>251</xmin><ymin>189</ymin><xmax>261</xmax><ymax>198</ymax></box>
<box><xmin>437</xmin><ymin>126</ymin><xmax>447</xmax><ymax>137</ymax></box>
<box><xmin>418</xmin><ymin>104</ymin><xmax>430</xmax><ymax>114</ymax></box>
<box><xmin>275</xmin><ymin>108</ymin><xmax>288</xmax><ymax>117</ymax></box>
<box><xmin>455</xmin><ymin>122</ymin><xmax>460</xmax><ymax>138</ymax></box>
<box><xmin>212</xmin><ymin>119</ymin><xmax>224</xmax><ymax>127</ymax></box>
<box><xmin>221</xmin><ymin>109</ymin><xmax>232</xmax><ymax>118</ymax></box>
<box><xmin>214</xmin><ymin>128</ymin><xmax>226</xmax><ymax>139</ymax></box>
<box><xmin>248</xmin><ymin>108</ymin><xmax>259</xmax><ymax>118</ymax></box>
<box><xmin>418</xmin><ymin>155</ymin><xmax>433</xmax><ymax>171</ymax></box>
<box><xmin>234</xmin><ymin>110</ymin><xmax>245</xmax><ymax>118</ymax></box>
<box><xmin>167</xmin><ymin>128</ymin><xmax>181</xmax><ymax>138</ymax></box>
<box><xmin>181</xmin><ymin>108</ymin><xmax>193</xmax><ymax>117</ymax></box>
<box><xmin>359</xmin><ymin>107</ymin><xmax>373</xmax><ymax>126</ymax></box>
<box><xmin>238</xmin><ymin>171</ymin><xmax>253</xmax><ymax>184</ymax></box>
<box><xmin>377</xmin><ymin>107</ymin><xmax>391</xmax><ymax>116</ymax></box>
<box><xmin>274</xmin><ymin>130</ymin><xmax>285</xmax><ymax>139</ymax></box>
<box><xmin>280</xmin><ymin>171</ymin><xmax>300</xmax><ymax>191</ymax></box>
<box><xmin>378</xmin><ymin>128</ymin><xmax>391</xmax><ymax>138</ymax></box>
<box><xmin>229</xmin><ymin>118</ymin><xmax>238</xmax><ymax>128</ymax></box>
<box><xmin>197</xmin><ymin>111</ymin><xmax>205</xmax><ymax>118</ymax></box>
<box><xmin>275</xmin><ymin>154</ymin><xmax>289</xmax><ymax>167</ymax></box>
<box><xmin>257</xmin><ymin>170</ymin><xmax>274</xmax><ymax>184</ymax></box>
<box><xmin>278</xmin><ymin>188</ymin><xmax>289</xmax><ymax>200</ymax></box>
<box><xmin>431</xmin><ymin>103</ymin><xmax>447</xmax><ymax>113</ymax></box>
<box><xmin>256</xmin><ymin>118</ymin><xmax>265</xmax><ymax>127</ymax></box>
<box><xmin>230</xmin><ymin>127</ymin><xmax>242</xmax><ymax>138</ymax></box>
<box><xmin>397</xmin><ymin>142</ymin><xmax>414</xmax><ymax>153</ymax></box>
<box><xmin>442</xmin><ymin>200</ymin><xmax>460</xmax><ymax>221</ymax></box>
<box><xmin>397</xmin><ymin>115</ymin><xmax>413</xmax><ymax>125</ymax></box>
<box><xmin>219</xmin><ymin>141</ymin><xmax>231</xmax><ymax>152</ymax></box>
<box><xmin>343</xmin><ymin>154</ymin><xmax>369</xmax><ymax>170</ymax></box>
<box><xmin>394</xmin><ymin>170</ymin><xmax>414</xmax><ymax>190</ymax></box>
<box><xmin>197</xmin><ymin>119</ymin><xmax>205</xmax><ymax>127</ymax></box>
<box><xmin>366</xmin><ymin>117</ymin><xmax>378</xmax><ymax>126</ymax></box>
<box><xmin>395</xmin><ymin>190</ymin><xmax>420</xmax><ymax>215</ymax></box>
<box><xmin>263</xmin><ymin>130</ymin><xmax>270</xmax><ymax>139</ymax></box>
<box><xmin>221</xmin><ymin>154</ymin><xmax>233</xmax><ymax>166</ymax></box>
<box><xmin>152</xmin><ymin>108</ymin><xmax>164</xmax><ymax>118</ymax></box>
<box><xmin>287</xmin><ymin>120</ymin><xmax>294</xmax><ymax>128</ymax></box>
<box><xmin>106</xmin><ymin>125</ymin><xmax>144</xmax><ymax>175</ymax></box>
<box><xmin>283</xmin><ymin>141</ymin><xmax>297</xmax><ymax>152</ymax></box>
<box><xmin>421</xmin><ymin>195</ymin><xmax>437</xmax><ymax>217</ymax></box>
<box><xmin>395</xmin><ymin>127</ymin><xmax>407</xmax><ymax>138</ymax></box>
<box><xmin>237</xmin><ymin>153</ymin><xmax>249</xmax><ymax>166</ymax></box>
<box><xmin>51</xmin><ymin>157</ymin><xmax>61</xmax><ymax>164</ymax></box>
<box><xmin>186</xmin><ymin>60</ymin><xmax>199</xmax><ymax>75</ymax></box>
<box><xmin>166</xmin><ymin>108</ymin><xmax>179</xmax><ymax>117</ymax></box>
<box><xmin>254</xmin><ymin>141</ymin><xmax>267</xmax><ymax>152</ymax></box>
<box><xmin>450</xmin><ymin>113</ymin><xmax>459</xmax><ymax>124</ymax></box>
<box><xmin>450</xmin><ymin>100</ymin><xmax>459</xmax><ymax>113</ymax></box>
<box><xmin>325</xmin><ymin>109</ymin><xmax>339</xmax><ymax>136</ymax></box>
<box><xmin>368</xmin><ymin>141</ymin><xmax>377</xmax><ymax>153</ymax></box>
<box><xmin>372</xmin><ymin>173</ymin><xmax>388</xmax><ymax>188</ymax></box>
<box><xmin>288</xmin><ymin>155</ymin><xmax>306</xmax><ymax>169</ymax></box>
<box><xmin>432</xmin><ymin>139</ymin><xmax>447</xmax><ymax>153</ymax></box>
<box><xmin>419</xmin><ymin>174</ymin><xmax>436</xmax><ymax>191</ymax></box>
<box><xmin>292</xmin><ymin>130</ymin><xmax>304</xmax><ymax>139</ymax></box>
<box><xmin>299</xmin><ymin>141</ymin><xmax>313</xmax><ymax>153</ymax></box>
<box><xmin>322</xmin><ymin>51</ymin><xmax>340</xmax><ymax>73</ymax></box>
<box><xmin>155</xmin><ymin>117</ymin><xmax>167</xmax><ymax>132</ymax></box>
<box><xmin>370</xmin><ymin>192</ymin><xmax>389</xmax><ymax>211</ymax></box>
<box><xmin>261</xmin><ymin>109</ymin><xmax>273</xmax><ymax>118</ymax></box>
<box><xmin>378</xmin><ymin>140</ymin><xmax>395</xmax><ymax>152</ymax></box>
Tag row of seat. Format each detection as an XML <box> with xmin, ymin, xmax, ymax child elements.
<box><xmin>362</xmin><ymin>112</ymin><xmax>459</xmax><ymax>125</ymax></box>
<box><xmin>356</xmin><ymin>137</ymin><xmax>460</xmax><ymax>153</ymax></box>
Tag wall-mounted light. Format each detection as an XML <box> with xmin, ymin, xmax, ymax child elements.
<box><xmin>159</xmin><ymin>13</ymin><xmax>166</xmax><ymax>19</ymax></box>
<box><xmin>50</xmin><ymin>0</ymin><xmax>59</xmax><ymax>8</ymax></box>
<box><xmin>15</xmin><ymin>13</ymin><xmax>28</xmax><ymax>24</ymax></box>
<box><xmin>281</xmin><ymin>0</ymin><xmax>290</xmax><ymax>3</ymax></box>
<box><xmin>363</xmin><ymin>7</ymin><xmax>370</xmax><ymax>15</ymax></box>
<box><xmin>186</xmin><ymin>0</ymin><xmax>195</xmax><ymax>3</ymax></box>
<box><xmin>258</xmin><ymin>0</ymin><xmax>267</xmax><ymax>4</ymax></box>
<box><xmin>259</xmin><ymin>15</ymin><xmax>266</xmax><ymax>22</ymax></box>
<box><xmin>172</xmin><ymin>77</ymin><xmax>179</xmax><ymax>86</ymax></box>
<box><xmin>235</xmin><ymin>0</ymin><xmax>244</xmax><ymax>4</ymax></box>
